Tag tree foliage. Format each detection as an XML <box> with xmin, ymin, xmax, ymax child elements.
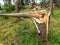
<box><xmin>2</xmin><ymin>5</ymin><xmax>15</xmax><ymax>12</ymax></box>
<box><xmin>53</xmin><ymin>0</ymin><xmax>60</xmax><ymax>7</ymax></box>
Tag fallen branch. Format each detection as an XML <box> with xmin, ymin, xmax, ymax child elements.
<box><xmin>0</xmin><ymin>11</ymin><xmax>39</xmax><ymax>18</ymax></box>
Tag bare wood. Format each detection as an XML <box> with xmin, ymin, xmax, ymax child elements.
<box><xmin>45</xmin><ymin>0</ymin><xmax>53</xmax><ymax>40</ymax></box>
<box><xmin>45</xmin><ymin>11</ymin><xmax>51</xmax><ymax>40</ymax></box>
<box><xmin>0</xmin><ymin>10</ymin><xmax>46</xmax><ymax>18</ymax></box>
<box><xmin>0</xmin><ymin>12</ymin><xmax>39</xmax><ymax>18</ymax></box>
<box><xmin>31</xmin><ymin>17</ymin><xmax>40</xmax><ymax>33</ymax></box>
<box><xmin>14</xmin><ymin>0</ymin><xmax>20</xmax><ymax>13</ymax></box>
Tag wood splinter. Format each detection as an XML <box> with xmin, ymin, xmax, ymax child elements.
<box><xmin>31</xmin><ymin>9</ymin><xmax>51</xmax><ymax>39</ymax></box>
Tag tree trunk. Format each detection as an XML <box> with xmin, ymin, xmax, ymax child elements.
<box><xmin>3</xmin><ymin>0</ymin><xmax>11</xmax><ymax>5</ymax></box>
<box><xmin>50</xmin><ymin>0</ymin><xmax>53</xmax><ymax>15</ymax></box>
<box><xmin>7</xmin><ymin>0</ymin><xmax>11</xmax><ymax>5</ymax></box>
<box><xmin>42</xmin><ymin>0</ymin><xmax>46</xmax><ymax>8</ymax></box>
<box><xmin>14</xmin><ymin>0</ymin><xmax>20</xmax><ymax>13</ymax></box>
<box><xmin>31</xmin><ymin>0</ymin><xmax>36</xmax><ymax>9</ymax></box>
<box><xmin>3</xmin><ymin>0</ymin><xmax>7</xmax><ymax>5</ymax></box>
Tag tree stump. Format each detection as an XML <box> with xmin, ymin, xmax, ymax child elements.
<box><xmin>37</xmin><ymin>23</ymin><xmax>46</xmax><ymax>39</ymax></box>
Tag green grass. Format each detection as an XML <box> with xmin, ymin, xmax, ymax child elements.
<box><xmin>0</xmin><ymin>8</ymin><xmax>60</xmax><ymax>45</ymax></box>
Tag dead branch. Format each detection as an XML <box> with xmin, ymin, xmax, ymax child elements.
<box><xmin>0</xmin><ymin>12</ymin><xmax>39</xmax><ymax>18</ymax></box>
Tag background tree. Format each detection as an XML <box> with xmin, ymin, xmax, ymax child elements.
<box><xmin>53</xmin><ymin>0</ymin><xmax>60</xmax><ymax>7</ymax></box>
<box><xmin>14</xmin><ymin>0</ymin><xmax>20</xmax><ymax>13</ymax></box>
<box><xmin>40</xmin><ymin>0</ymin><xmax>50</xmax><ymax>8</ymax></box>
<box><xmin>2</xmin><ymin>0</ymin><xmax>15</xmax><ymax>12</ymax></box>
<box><xmin>0</xmin><ymin>3</ymin><xmax>2</xmax><ymax>10</ymax></box>
<box><xmin>3</xmin><ymin>0</ymin><xmax>11</xmax><ymax>5</ymax></box>
<box><xmin>3</xmin><ymin>0</ymin><xmax>7</xmax><ymax>5</ymax></box>
<box><xmin>31</xmin><ymin>0</ymin><xmax>36</xmax><ymax>9</ymax></box>
<box><xmin>25</xmin><ymin>0</ymin><xmax>30</xmax><ymax>5</ymax></box>
<box><xmin>50</xmin><ymin>0</ymin><xmax>53</xmax><ymax>14</ymax></box>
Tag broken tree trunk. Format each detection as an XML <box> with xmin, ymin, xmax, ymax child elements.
<box><xmin>0</xmin><ymin>12</ymin><xmax>39</xmax><ymax>18</ymax></box>
<box><xmin>0</xmin><ymin>10</ymin><xmax>51</xmax><ymax>39</ymax></box>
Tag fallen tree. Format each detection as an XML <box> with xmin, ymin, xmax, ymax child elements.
<box><xmin>0</xmin><ymin>10</ymin><xmax>51</xmax><ymax>40</ymax></box>
<box><xmin>0</xmin><ymin>11</ymin><xmax>39</xmax><ymax>18</ymax></box>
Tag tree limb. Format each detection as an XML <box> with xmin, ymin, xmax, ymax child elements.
<box><xmin>0</xmin><ymin>12</ymin><xmax>39</xmax><ymax>18</ymax></box>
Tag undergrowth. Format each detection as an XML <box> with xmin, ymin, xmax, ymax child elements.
<box><xmin>0</xmin><ymin>9</ymin><xmax>60</xmax><ymax>45</ymax></box>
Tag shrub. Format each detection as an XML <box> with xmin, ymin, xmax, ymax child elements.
<box><xmin>2</xmin><ymin>4</ymin><xmax>15</xmax><ymax>12</ymax></box>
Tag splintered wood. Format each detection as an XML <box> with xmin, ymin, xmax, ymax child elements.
<box><xmin>31</xmin><ymin>10</ymin><xmax>50</xmax><ymax>39</ymax></box>
<box><xmin>0</xmin><ymin>10</ymin><xmax>51</xmax><ymax>39</ymax></box>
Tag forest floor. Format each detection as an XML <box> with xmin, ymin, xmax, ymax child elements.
<box><xmin>0</xmin><ymin>8</ymin><xmax>60</xmax><ymax>45</ymax></box>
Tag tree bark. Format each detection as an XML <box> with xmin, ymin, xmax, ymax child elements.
<box><xmin>0</xmin><ymin>12</ymin><xmax>39</xmax><ymax>18</ymax></box>
<box><xmin>14</xmin><ymin>0</ymin><xmax>20</xmax><ymax>13</ymax></box>
<box><xmin>50</xmin><ymin>0</ymin><xmax>53</xmax><ymax>15</ymax></box>
<box><xmin>45</xmin><ymin>0</ymin><xmax>53</xmax><ymax>40</ymax></box>
<box><xmin>31</xmin><ymin>0</ymin><xmax>36</xmax><ymax>9</ymax></box>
